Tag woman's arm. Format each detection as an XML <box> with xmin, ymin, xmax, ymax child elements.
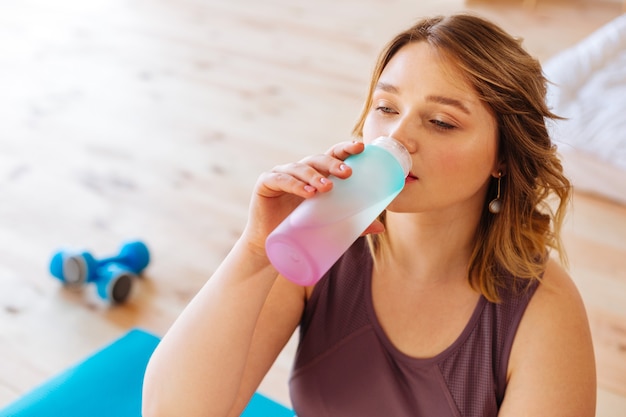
<box><xmin>498</xmin><ymin>258</ymin><xmax>597</xmax><ymax>416</ymax></box>
<box><xmin>142</xmin><ymin>239</ymin><xmax>303</xmax><ymax>417</ymax></box>
<box><xmin>142</xmin><ymin>141</ymin><xmax>366</xmax><ymax>417</ymax></box>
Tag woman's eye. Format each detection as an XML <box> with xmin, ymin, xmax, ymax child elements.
<box><xmin>431</xmin><ymin>119</ymin><xmax>455</xmax><ymax>130</ymax></box>
<box><xmin>375</xmin><ymin>106</ymin><xmax>396</xmax><ymax>114</ymax></box>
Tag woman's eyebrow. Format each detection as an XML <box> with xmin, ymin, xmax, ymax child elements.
<box><xmin>426</xmin><ymin>95</ymin><xmax>471</xmax><ymax>115</ymax></box>
<box><xmin>375</xmin><ymin>82</ymin><xmax>399</xmax><ymax>94</ymax></box>
<box><xmin>375</xmin><ymin>82</ymin><xmax>471</xmax><ymax>115</ymax></box>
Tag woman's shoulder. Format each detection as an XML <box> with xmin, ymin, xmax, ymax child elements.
<box><xmin>499</xmin><ymin>257</ymin><xmax>596</xmax><ymax>415</ymax></box>
<box><xmin>526</xmin><ymin>257</ymin><xmax>588</xmax><ymax>320</ymax></box>
<box><xmin>512</xmin><ymin>257</ymin><xmax>592</xmax><ymax>351</ymax></box>
<box><xmin>497</xmin><ymin>257</ymin><xmax>581</xmax><ymax>313</ymax></box>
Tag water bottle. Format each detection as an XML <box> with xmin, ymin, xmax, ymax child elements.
<box><xmin>265</xmin><ymin>136</ymin><xmax>412</xmax><ymax>286</ymax></box>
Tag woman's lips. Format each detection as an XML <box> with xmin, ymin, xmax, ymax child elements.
<box><xmin>405</xmin><ymin>173</ymin><xmax>418</xmax><ymax>183</ymax></box>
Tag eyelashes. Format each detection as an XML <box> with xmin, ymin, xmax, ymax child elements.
<box><xmin>430</xmin><ymin>119</ymin><xmax>456</xmax><ymax>130</ymax></box>
<box><xmin>375</xmin><ymin>106</ymin><xmax>396</xmax><ymax>114</ymax></box>
<box><xmin>373</xmin><ymin>106</ymin><xmax>457</xmax><ymax>131</ymax></box>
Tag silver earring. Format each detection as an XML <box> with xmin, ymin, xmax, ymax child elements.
<box><xmin>488</xmin><ymin>172</ymin><xmax>503</xmax><ymax>214</ymax></box>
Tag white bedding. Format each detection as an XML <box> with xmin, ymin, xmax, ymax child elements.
<box><xmin>543</xmin><ymin>14</ymin><xmax>626</xmax><ymax>205</ymax></box>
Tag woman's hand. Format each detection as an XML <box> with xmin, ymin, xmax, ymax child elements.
<box><xmin>241</xmin><ymin>140</ymin><xmax>367</xmax><ymax>254</ymax></box>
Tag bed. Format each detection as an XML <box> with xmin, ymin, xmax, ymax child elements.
<box><xmin>543</xmin><ymin>13</ymin><xmax>626</xmax><ymax>206</ymax></box>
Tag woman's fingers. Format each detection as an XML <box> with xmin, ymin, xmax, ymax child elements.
<box><xmin>294</xmin><ymin>140</ymin><xmax>365</xmax><ymax>182</ymax></box>
<box><xmin>301</xmin><ymin>139</ymin><xmax>364</xmax><ymax>179</ymax></box>
<box><xmin>258</xmin><ymin>141</ymin><xmax>365</xmax><ymax>199</ymax></box>
<box><xmin>325</xmin><ymin>140</ymin><xmax>365</xmax><ymax>162</ymax></box>
<box><xmin>256</xmin><ymin>166</ymin><xmax>329</xmax><ymax>199</ymax></box>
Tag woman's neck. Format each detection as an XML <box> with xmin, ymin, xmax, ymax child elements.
<box><xmin>377</xmin><ymin>210</ymin><xmax>480</xmax><ymax>288</ymax></box>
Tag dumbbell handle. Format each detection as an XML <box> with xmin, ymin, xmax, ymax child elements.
<box><xmin>97</xmin><ymin>240</ymin><xmax>150</xmax><ymax>274</ymax></box>
<box><xmin>98</xmin><ymin>255</ymin><xmax>131</xmax><ymax>267</ymax></box>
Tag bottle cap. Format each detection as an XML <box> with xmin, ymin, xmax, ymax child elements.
<box><xmin>371</xmin><ymin>136</ymin><xmax>412</xmax><ymax>177</ymax></box>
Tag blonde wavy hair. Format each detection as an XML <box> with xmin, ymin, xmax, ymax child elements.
<box><xmin>354</xmin><ymin>14</ymin><xmax>571</xmax><ymax>302</ymax></box>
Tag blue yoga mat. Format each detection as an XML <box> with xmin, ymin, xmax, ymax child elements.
<box><xmin>0</xmin><ymin>328</ymin><xmax>294</xmax><ymax>417</ymax></box>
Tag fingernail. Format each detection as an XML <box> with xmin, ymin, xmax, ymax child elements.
<box><xmin>339</xmin><ymin>163</ymin><xmax>348</xmax><ymax>171</ymax></box>
<box><xmin>304</xmin><ymin>185</ymin><xmax>316</xmax><ymax>192</ymax></box>
<box><xmin>319</xmin><ymin>177</ymin><xmax>328</xmax><ymax>185</ymax></box>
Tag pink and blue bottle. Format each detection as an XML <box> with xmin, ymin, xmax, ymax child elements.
<box><xmin>265</xmin><ymin>136</ymin><xmax>412</xmax><ymax>286</ymax></box>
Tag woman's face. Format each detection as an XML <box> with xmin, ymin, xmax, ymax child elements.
<box><xmin>362</xmin><ymin>41</ymin><xmax>500</xmax><ymax>216</ymax></box>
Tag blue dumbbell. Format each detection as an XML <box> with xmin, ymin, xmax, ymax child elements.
<box><xmin>49</xmin><ymin>240</ymin><xmax>150</xmax><ymax>304</ymax></box>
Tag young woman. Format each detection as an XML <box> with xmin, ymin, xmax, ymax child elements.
<box><xmin>143</xmin><ymin>13</ymin><xmax>596</xmax><ymax>417</ymax></box>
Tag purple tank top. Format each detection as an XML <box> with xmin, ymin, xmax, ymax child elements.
<box><xmin>289</xmin><ymin>238</ymin><xmax>539</xmax><ymax>417</ymax></box>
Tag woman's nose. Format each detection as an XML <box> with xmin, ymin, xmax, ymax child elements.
<box><xmin>388</xmin><ymin>117</ymin><xmax>418</xmax><ymax>153</ymax></box>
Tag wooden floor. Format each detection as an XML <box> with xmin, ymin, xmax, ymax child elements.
<box><xmin>1</xmin><ymin>0</ymin><xmax>625</xmax><ymax>415</ymax></box>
